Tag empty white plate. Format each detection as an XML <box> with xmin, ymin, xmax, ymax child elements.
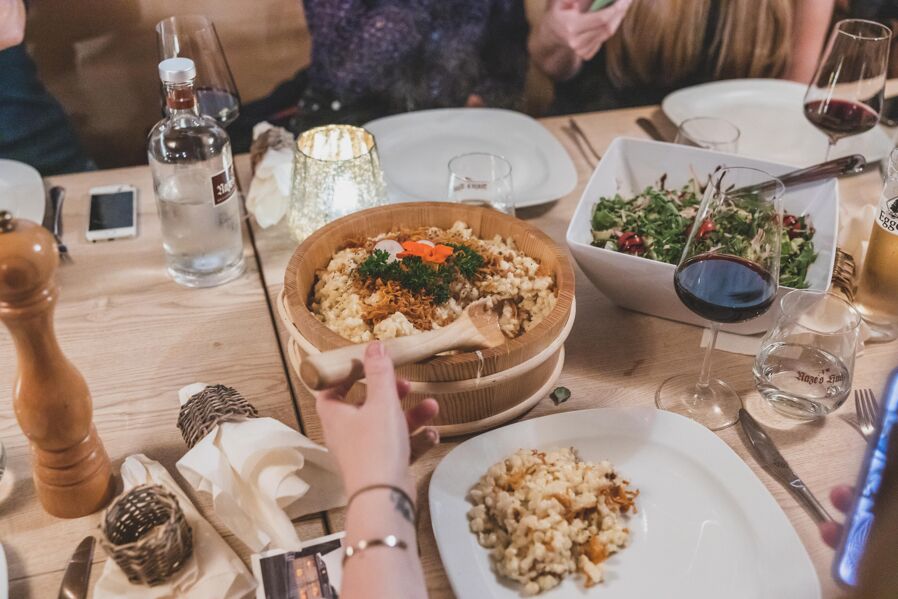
<box><xmin>0</xmin><ymin>159</ymin><xmax>45</xmax><ymax>224</ymax></box>
<box><xmin>365</xmin><ymin>108</ymin><xmax>577</xmax><ymax>207</ymax></box>
<box><xmin>663</xmin><ymin>79</ymin><xmax>894</xmax><ymax>167</ymax></box>
<box><xmin>429</xmin><ymin>408</ymin><xmax>820</xmax><ymax>599</ymax></box>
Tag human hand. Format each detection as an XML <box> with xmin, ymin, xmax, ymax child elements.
<box><xmin>316</xmin><ymin>341</ymin><xmax>440</xmax><ymax>497</ymax></box>
<box><xmin>543</xmin><ymin>0</ymin><xmax>632</xmax><ymax>62</ymax></box>
<box><xmin>819</xmin><ymin>485</ymin><xmax>854</xmax><ymax>548</ymax></box>
<box><xmin>465</xmin><ymin>94</ymin><xmax>485</xmax><ymax>108</ymax></box>
<box><xmin>0</xmin><ymin>0</ymin><xmax>25</xmax><ymax>51</ymax></box>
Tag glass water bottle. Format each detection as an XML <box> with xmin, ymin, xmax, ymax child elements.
<box><xmin>148</xmin><ymin>57</ymin><xmax>245</xmax><ymax>288</ymax></box>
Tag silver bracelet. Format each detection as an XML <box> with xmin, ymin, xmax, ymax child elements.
<box><xmin>342</xmin><ymin>535</ymin><xmax>409</xmax><ymax>565</ymax></box>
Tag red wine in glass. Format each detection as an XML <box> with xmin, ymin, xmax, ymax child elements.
<box><xmin>804</xmin><ymin>99</ymin><xmax>879</xmax><ymax>141</ymax></box>
<box><xmin>197</xmin><ymin>87</ymin><xmax>240</xmax><ymax>128</ymax></box>
<box><xmin>674</xmin><ymin>254</ymin><xmax>777</xmax><ymax>324</ymax></box>
<box><xmin>803</xmin><ymin>19</ymin><xmax>891</xmax><ymax>159</ymax></box>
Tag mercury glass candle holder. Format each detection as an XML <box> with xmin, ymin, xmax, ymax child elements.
<box><xmin>289</xmin><ymin>125</ymin><xmax>387</xmax><ymax>240</ymax></box>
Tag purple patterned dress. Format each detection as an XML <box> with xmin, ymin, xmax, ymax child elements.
<box><xmin>303</xmin><ymin>0</ymin><xmax>529</xmax><ymax>110</ymax></box>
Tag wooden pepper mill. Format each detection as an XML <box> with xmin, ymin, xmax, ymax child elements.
<box><xmin>0</xmin><ymin>211</ymin><xmax>114</xmax><ymax>517</ymax></box>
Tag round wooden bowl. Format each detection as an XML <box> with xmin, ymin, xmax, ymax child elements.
<box><xmin>281</xmin><ymin>202</ymin><xmax>576</xmax><ymax>431</ymax></box>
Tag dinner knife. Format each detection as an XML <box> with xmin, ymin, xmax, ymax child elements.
<box><xmin>57</xmin><ymin>536</ymin><xmax>95</xmax><ymax>599</ymax></box>
<box><xmin>636</xmin><ymin>117</ymin><xmax>668</xmax><ymax>142</ymax></box>
<box><xmin>739</xmin><ymin>409</ymin><xmax>833</xmax><ymax>523</ymax></box>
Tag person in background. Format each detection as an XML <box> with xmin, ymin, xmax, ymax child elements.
<box><xmin>232</xmin><ymin>0</ymin><xmax>529</xmax><ymax>152</ymax></box>
<box><xmin>531</xmin><ymin>0</ymin><xmax>834</xmax><ymax>115</ymax></box>
<box><xmin>0</xmin><ymin>0</ymin><xmax>93</xmax><ymax>175</ymax></box>
<box><xmin>315</xmin><ymin>341</ymin><xmax>439</xmax><ymax>599</ymax></box>
<box><xmin>839</xmin><ymin>0</ymin><xmax>898</xmax><ymax>20</ymax></box>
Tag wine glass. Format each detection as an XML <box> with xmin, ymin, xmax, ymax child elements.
<box><xmin>156</xmin><ymin>15</ymin><xmax>241</xmax><ymax>127</ymax></box>
<box><xmin>804</xmin><ymin>19</ymin><xmax>891</xmax><ymax>160</ymax></box>
<box><xmin>675</xmin><ymin>117</ymin><xmax>741</xmax><ymax>153</ymax></box>
<box><xmin>656</xmin><ymin>167</ymin><xmax>785</xmax><ymax>430</ymax></box>
<box><xmin>447</xmin><ymin>153</ymin><xmax>515</xmax><ymax>216</ymax></box>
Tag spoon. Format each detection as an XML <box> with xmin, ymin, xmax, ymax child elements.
<box><xmin>299</xmin><ymin>302</ymin><xmax>507</xmax><ymax>391</ymax></box>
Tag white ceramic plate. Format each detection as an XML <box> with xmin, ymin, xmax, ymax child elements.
<box><xmin>663</xmin><ymin>79</ymin><xmax>894</xmax><ymax>167</ymax></box>
<box><xmin>0</xmin><ymin>542</ymin><xmax>7</xmax><ymax>599</ymax></box>
<box><xmin>430</xmin><ymin>408</ymin><xmax>820</xmax><ymax>599</ymax></box>
<box><xmin>365</xmin><ymin>108</ymin><xmax>577</xmax><ymax>207</ymax></box>
<box><xmin>0</xmin><ymin>159</ymin><xmax>45</xmax><ymax>224</ymax></box>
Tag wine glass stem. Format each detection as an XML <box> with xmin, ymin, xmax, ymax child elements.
<box><xmin>697</xmin><ymin>323</ymin><xmax>720</xmax><ymax>389</ymax></box>
<box><xmin>825</xmin><ymin>138</ymin><xmax>837</xmax><ymax>161</ymax></box>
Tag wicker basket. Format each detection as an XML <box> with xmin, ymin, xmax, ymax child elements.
<box><xmin>99</xmin><ymin>484</ymin><xmax>193</xmax><ymax>586</ymax></box>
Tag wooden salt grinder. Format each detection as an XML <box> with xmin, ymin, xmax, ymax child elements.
<box><xmin>0</xmin><ymin>211</ymin><xmax>114</xmax><ymax>517</ymax></box>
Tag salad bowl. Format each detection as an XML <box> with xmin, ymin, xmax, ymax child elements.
<box><xmin>565</xmin><ymin>137</ymin><xmax>838</xmax><ymax>334</ymax></box>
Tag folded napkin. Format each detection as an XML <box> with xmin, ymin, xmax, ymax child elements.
<box><xmin>93</xmin><ymin>454</ymin><xmax>255</xmax><ymax>599</ymax></box>
<box><xmin>839</xmin><ymin>203</ymin><xmax>878</xmax><ymax>272</ymax></box>
<box><xmin>246</xmin><ymin>122</ymin><xmax>294</xmax><ymax>228</ymax></box>
<box><xmin>176</xmin><ymin>383</ymin><xmax>345</xmax><ymax>553</ymax></box>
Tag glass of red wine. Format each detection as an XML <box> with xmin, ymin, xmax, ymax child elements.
<box><xmin>804</xmin><ymin>19</ymin><xmax>891</xmax><ymax>160</ymax></box>
<box><xmin>656</xmin><ymin>167</ymin><xmax>785</xmax><ymax>430</ymax></box>
<box><xmin>156</xmin><ymin>15</ymin><xmax>241</xmax><ymax>128</ymax></box>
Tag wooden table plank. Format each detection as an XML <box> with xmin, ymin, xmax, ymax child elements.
<box><xmin>0</xmin><ymin>163</ymin><xmax>326</xmax><ymax>597</ymax></box>
<box><xmin>249</xmin><ymin>104</ymin><xmax>896</xmax><ymax>599</ymax></box>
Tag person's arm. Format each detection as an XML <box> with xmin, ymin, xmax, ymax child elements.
<box><xmin>0</xmin><ymin>0</ymin><xmax>25</xmax><ymax>51</ymax></box>
<box><xmin>316</xmin><ymin>342</ymin><xmax>439</xmax><ymax>599</ymax></box>
<box><xmin>528</xmin><ymin>0</ymin><xmax>631</xmax><ymax>82</ymax></box>
<box><xmin>785</xmin><ymin>0</ymin><xmax>835</xmax><ymax>83</ymax></box>
<box><xmin>303</xmin><ymin>0</ymin><xmax>429</xmax><ymax>99</ymax></box>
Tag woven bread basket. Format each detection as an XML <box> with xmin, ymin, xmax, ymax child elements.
<box><xmin>99</xmin><ymin>484</ymin><xmax>193</xmax><ymax>586</ymax></box>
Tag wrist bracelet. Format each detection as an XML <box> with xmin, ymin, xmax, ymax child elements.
<box><xmin>346</xmin><ymin>484</ymin><xmax>417</xmax><ymax>522</ymax></box>
<box><xmin>342</xmin><ymin>534</ymin><xmax>409</xmax><ymax>565</ymax></box>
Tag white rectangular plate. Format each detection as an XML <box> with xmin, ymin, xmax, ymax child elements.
<box><xmin>663</xmin><ymin>79</ymin><xmax>893</xmax><ymax>167</ymax></box>
<box><xmin>430</xmin><ymin>408</ymin><xmax>820</xmax><ymax>599</ymax></box>
<box><xmin>365</xmin><ymin>108</ymin><xmax>577</xmax><ymax>208</ymax></box>
<box><xmin>0</xmin><ymin>159</ymin><xmax>45</xmax><ymax>224</ymax></box>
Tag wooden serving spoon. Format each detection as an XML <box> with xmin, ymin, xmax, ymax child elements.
<box><xmin>300</xmin><ymin>302</ymin><xmax>506</xmax><ymax>391</ymax></box>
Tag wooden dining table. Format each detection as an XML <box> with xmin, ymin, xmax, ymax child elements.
<box><xmin>1</xmin><ymin>103</ymin><xmax>895</xmax><ymax>599</ymax></box>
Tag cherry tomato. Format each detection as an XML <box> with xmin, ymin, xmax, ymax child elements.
<box><xmin>782</xmin><ymin>214</ymin><xmax>802</xmax><ymax>239</ymax></box>
<box><xmin>696</xmin><ymin>218</ymin><xmax>716</xmax><ymax>240</ymax></box>
<box><xmin>617</xmin><ymin>232</ymin><xmax>645</xmax><ymax>255</ymax></box>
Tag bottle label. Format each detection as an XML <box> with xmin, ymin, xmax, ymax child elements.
<box><xmin>877</xmin><ymin>195</ymin><xmax>898</xmax><ymax>236</ymax></box>
<box><xmin>212</xmin><ymin>164</ymin><xmax>237</xmax><ymax>206</ymax></box>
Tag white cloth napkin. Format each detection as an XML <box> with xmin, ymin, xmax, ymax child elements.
<box><xmin>246</xmin><ymin>122</ymin><xmax>294</xmax><ymax>228</ymax></box>
<box><xmin>839</xmin><ymin>203</ymin><xmax>878</xmax><ymax>272</ymax></box>
<box><xmin>175</xmin><ymin>383</ymin><xmax>345</xmax><ymax>553</ymax></box>
<box><xmin>701</xmin><ymin>204</ymin><xmax>878</xmax><ymax>356</ymax></box>
<box><xmin>93</xmin><ymin>454</ymin><xmax>256</xmax><ymax>599</ymax></box>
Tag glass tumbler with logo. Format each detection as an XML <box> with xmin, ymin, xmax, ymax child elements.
<box><xmin>754</xmin><ymin>290</ymin><xmax>862</xmax><ymax>418</ymax></box>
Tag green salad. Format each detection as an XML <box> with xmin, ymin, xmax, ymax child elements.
<box><xmin>590</xmin><ymin>178</ymin><xmax>816</xmax><ymax>289</ymax></box>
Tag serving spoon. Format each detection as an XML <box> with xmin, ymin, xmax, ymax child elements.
<box><xmin>300</xmin><ymin>302</ymin><xmax>507</xmax><ymax>391</ymax></box>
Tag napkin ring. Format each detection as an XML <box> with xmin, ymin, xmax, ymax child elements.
<box><xmin>99</xmin><ymin>484</ymin><xmax>194</xmax><ymax>586</ymax></box>
<box><xmin>177</xmin><ymin>384</ymin><xmax>259</xmax><ymax>449</ymax></box>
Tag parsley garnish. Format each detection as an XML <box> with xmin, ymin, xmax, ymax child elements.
<box><xmin>357</xmin><ymin>244</ymin><xmax>484</xmax><ymax>304</ymax></box>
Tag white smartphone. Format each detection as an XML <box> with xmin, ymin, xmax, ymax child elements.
<box><xmin>86</xmin><ymin>184</ymin><xmax>138</xmax><ymax>242</ymax></box>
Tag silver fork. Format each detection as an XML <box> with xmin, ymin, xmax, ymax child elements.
<box><xmin>561</xmin><ymin>125</ymin><xmax>595</xmax><ymax>169</ymax></box>
<box><xmin>854</xmin><ymin>388</ymin><xmax>880</xmax><ymax>440</ymax></box>
<box><xmin>49</xmin><ymin>186</ymin><xmax>71</xmax><ymax>263</ymax></box>
<box><xmin>567</xmin><ymin>118</ymin><xmax>602</xmax><ymax>164</ymax></box>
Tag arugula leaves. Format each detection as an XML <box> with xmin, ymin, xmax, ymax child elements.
<box><xmin>357</xmin><ymin>244</ymin><xmax>484</xmax><ymax>304</ymax></box>
<box><xmin>590</xmin><ymin>182</ymin><xmax>816</xmax><ymax>289</ymax></box>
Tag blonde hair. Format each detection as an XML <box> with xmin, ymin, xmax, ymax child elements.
<box><xmin>605</xmin><ymin>0</ymin><xmax>793</xmax><ymax>89</ymax></box>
